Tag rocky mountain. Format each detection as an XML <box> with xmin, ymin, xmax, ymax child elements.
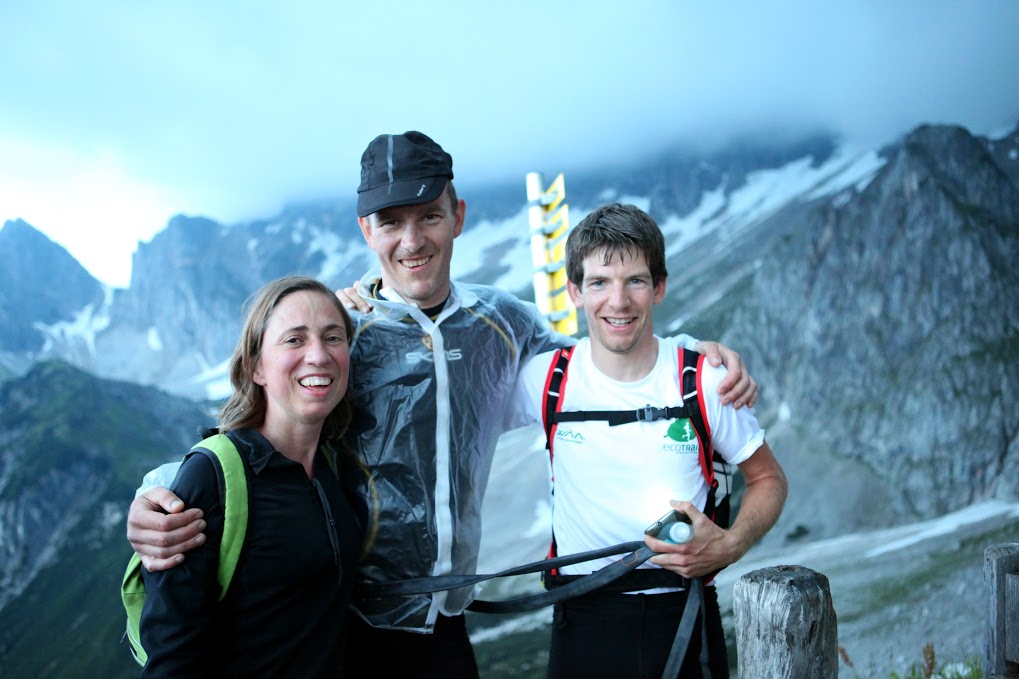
<box><xmin>717</xmin><ymin>124</ymin><xmax>1019</xmax><ymax>536</ymax></box>
<box><xmin>0</xmin><ymin>220</ymin><xmax>107</xmax><ymax>373</ymax></box>
<box><xmin>0</xmin><ymin>132</ymin><xmax>845</xmax><ymax>400</ymax></box>
<box><xmin>0</xmin><ymin>119</ymin><xmax>1017</xmax><ymax>676</ymax></box>
<box><xmin>3</xmin><ymin>121</ymin><xmax>1017</xmax><ymax>529</ymax></box>
<box><xmin>87</xmin><ymin>208</ymin><xmax>377</xmax><ymax>395</ymax></box>
<box><xmin>0</xmin><ymin>360</ymin><xmax>215</xmax><ymax>676</ymax></box>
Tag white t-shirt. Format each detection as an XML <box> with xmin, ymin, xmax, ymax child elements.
<box><xmin>511</xmin><ymin>335</ymin><xmax>764</xmax><ymax>574</ymax></box>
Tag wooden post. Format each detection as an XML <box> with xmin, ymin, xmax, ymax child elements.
<box><xmin>985</xmin><ymin>543</ymin><xmax>1019</xmax><ymax>678</ymax></box>
<box><xmin>733</xmin><ymin>565</ymin><xmax>838</xmax><ymax>678</ymax></box>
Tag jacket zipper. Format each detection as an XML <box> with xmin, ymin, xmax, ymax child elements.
<box><xmin>313</xmin><ymin>478</ymin><xmax>343</xmax><ymax>585</ymax></box>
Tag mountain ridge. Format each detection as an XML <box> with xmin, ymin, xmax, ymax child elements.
<box><xmin>0</xmin><ymin>118</ymin><xmax>1017</xmax><ymax>676</ymax></box>
<box><xmin>0</xmin><ymin>360</ymin><xmax>215</xmax><ymax>677</ymax></box>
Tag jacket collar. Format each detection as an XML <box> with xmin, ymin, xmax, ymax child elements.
<box><xmin>354</xmin><ymin>269</ymin><xmax>480</xmax><ymax>322</ymax></box>
<box><xmin>230</xmin><ymin>428</ymin><xmax>275</xmax><ymax>474</ymax></box>
<box><xmin>231</xmin><ymin>427</ymin><xmax>336</xmax><ymax>477</ymax></box>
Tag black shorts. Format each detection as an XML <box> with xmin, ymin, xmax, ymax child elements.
<box><xmin>344</xmin><ymin>611</ymin><xmax>479</xmax><ymax>678</ymax></box>
<box><xmin>548</xmin><ymin>586</ymin><xmax>729</xmax><ymax>679</ymax></box>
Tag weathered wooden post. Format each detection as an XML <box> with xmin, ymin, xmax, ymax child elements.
<box><xmin>985</xmin><ymin>543</ymin><xmax>1019</xmax><ymax>678</ymax></box>
<box><xmin>733</xmin><ymin>565</ymin><xmax>837</xmax><ymax>678</ymax></box>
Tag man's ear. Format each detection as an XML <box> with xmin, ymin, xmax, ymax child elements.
<box><xmin>358</xmin><ymin>216</ymin><xmax>375</xmax><ymax>250</ymax></box>
<box><xmin>653</xmin><ymin>277</ymin><xmax>667</xmax><ymax>304</ymax></box>
<box><xmin>452</xmin><ymin>198</ymin><xmax>466</xmax><ymax>239</ymax></box>
<box><xmin>567</xmin><ymin>279</ymin><xmax>584</xmax><ymax>308</ymax></box>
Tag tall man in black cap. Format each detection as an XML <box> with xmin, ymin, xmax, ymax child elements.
<box><xmin>126</xmin><ymin>131</ymin><xmax>758</xmax><ymax>677</ymax></box>
<box><xmin>342</xmin><ymin>130</ymin><xmax>574</xmax><ymax>674</ymax></box>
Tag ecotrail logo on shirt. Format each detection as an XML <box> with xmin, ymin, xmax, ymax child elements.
<box><xmin>662</xmin><ymin>418</ymin><xmax>699</xmax><ymax>454</ymax></box>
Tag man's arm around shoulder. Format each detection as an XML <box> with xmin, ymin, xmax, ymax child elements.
<box><xmin>126</xmin><ymin>485</ymin><xmax>207</xmax><ymax>571</ymax></box>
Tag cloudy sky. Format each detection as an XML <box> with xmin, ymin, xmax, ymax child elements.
<box><xmin>2</xmin><ymin>1</ymin><xmax>1017</xmax><ymax>287</ymax></box>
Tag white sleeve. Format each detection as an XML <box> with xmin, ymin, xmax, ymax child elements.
<box><xmin>135</xmin><ymin>461</ymin><xmax>183</xmax><ymax>498</ymax></box>
<box><xmin>674</xmin><ymin>333</ymin><xmax>699</xmax><ymax>351</ymax></box>
<box><xmin>699</xmin><ymin>362</ymin><xmax>765</xmax><ymax>465</ymax></box>
<box><xmin>503</xmin><ymin>351</ymin><xmax>557</xmax><ymax>432</ymax></box>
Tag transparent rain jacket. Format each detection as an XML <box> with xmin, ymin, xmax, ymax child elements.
<box><xmin>346</xmin><ymin>273</ymin><xmax>570</xmax><ymax>632</ymax></box>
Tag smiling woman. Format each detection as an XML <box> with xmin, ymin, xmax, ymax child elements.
<box><xmin>136</xmin><ymin>276</ymin><xmax>367</xmax><ymax>676</ymax></box>
<box><xmin>253</xmin><ymin>288</ymin><xmax>352</xmax><ymax>469</ymax></box>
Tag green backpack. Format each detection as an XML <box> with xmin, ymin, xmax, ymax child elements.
<box><xmin>120</xmin><ymin>433</ymin><xmax>249</xmax><ymax>666</ymax></box>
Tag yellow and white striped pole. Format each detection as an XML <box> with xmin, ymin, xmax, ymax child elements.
<box><xmin>526</xmin><ymin>172</ymin><xmax>577</xmax><ymax>335</ymax></box>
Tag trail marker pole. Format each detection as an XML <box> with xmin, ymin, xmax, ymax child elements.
<box><xmin>526</xmin><ymin>172</ymin><xmax>577</xmax><ymax>335</ymax></box>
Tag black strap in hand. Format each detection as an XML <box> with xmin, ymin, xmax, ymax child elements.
<box><xmin>356</xmin><ymin>541</ymin><xmax>647</xmax><ymax>601</ymax></box>
<box><xmin>467</xmin><ymin>544</ymin><xmax>658</xmax><ymax>614</ymax></box>
<box><xmin>661</xmin><ymin>577</ymin><xmax>707</xmax><ymax>678</ymax></box>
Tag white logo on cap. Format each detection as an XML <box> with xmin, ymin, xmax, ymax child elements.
<box><xmin>417</xmin><ymin>183</ymin><xmax>427</xmax><ymax>196</ymax></box>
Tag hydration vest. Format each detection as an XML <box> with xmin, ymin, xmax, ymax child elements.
<box><xmin>540</xmin><ymin>346</ymin><xmax>734</xmax><ymax>584</ymax></box>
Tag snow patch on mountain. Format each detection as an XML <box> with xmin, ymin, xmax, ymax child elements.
<box><xmin>863</xmin><ymin>501</ymin><xmax>1019</xmax><ymax>558</ymax></box>
<box><xmin>451</xmin><ymin>143</ymin><xmax>889</xmax><ymax>303</ymax></box>
<box><xmin>803</xmin><ymin>147</ymin><xmax>886</xmax><ymax>200</ymax></box>
<box><xmin>188</xmin><ymin>356</ymin><xmax>232</xmax><ymax>401</ymax></box>
<box><xmin>33</xmin><ymin>285</ymin><xmax>113</xmax><ymax>358</ymax></box>
<box><xmin>146</xmin><ymin>327</ymin><xmax>163</xmax><ymax>352</ymax></box>
<box><xmin>701</xmin><ymin>145</ymin><xmax>886</xmax><ymax>250</ymax></box>
<box><xmin>308</xmin><ymin>227</ymin><xmax>368</xmax><ymax>283</ymax></box>
<box><xmin>660</xmin><ymin>185</ymin><xmax>728</xmax><ymax>256</ymax></box>
<box><xmin>450</xmin><ymin>207</ymin><xmax>532</xmax><ymax>292</ymax></box>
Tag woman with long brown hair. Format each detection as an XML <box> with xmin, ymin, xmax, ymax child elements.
<box><xmin>139</xmin><ymin>276</ymin><xmax>365</xmax><ymax>676</ymax></box>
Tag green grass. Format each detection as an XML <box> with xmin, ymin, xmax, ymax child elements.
<box><xmin>832</xmin><ymin>517</ymin><xmax>1019</xmax><ymax>626</ymax></box>
<box><xmin>0</xmin><ymin>541</ymin><xmax>141</xmax><ymax>678</ymax></box>
<box><xmin>840</xmin><ymin>642</ymin><xmax>983</xmax><ymax>679</ymax></box>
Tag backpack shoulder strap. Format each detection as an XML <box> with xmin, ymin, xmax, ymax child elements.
<box><xmin>680</xmin><ymin>348</ymin><xmax>735</xmax><ymax>587</ymax></box>
<box><xmin>185</xmin><ymin>433</ymin><xmax>249</xmax><ymax>598</ymax></box>
<box><xmin>541</xmin><ymin>346</ymin><xmax>574</xmax><ymax>448</ymax></box>
<box><xmin>539</xmin><ymin>346</ymin><xmax>573</xmax><ymax>573</ymax></box>
<box><xmin>546</xmin><ymin>345</ymin><xmax>690</xmax><ymax>428</ymax></box>
<box><xmin>121</xmin><ymin>556</ymin><xmax>148</xmax><ymax>662</ymax></box>
<box><xmin>121</xmin><ymin>433</ymin><xmax>248</xmax><ymax>666</ymax></box>
<box><xmin>679</xmin><ymin>349</ymin><xmax>717</xmax><ymax>517</ymax></box>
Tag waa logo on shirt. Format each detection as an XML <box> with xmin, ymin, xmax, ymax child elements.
<box><xmin>555</xmin><ymin>428</ymin><xmax>585</xmax><ymax>443</ymax></box>
<box><xmin>662</xmin><ymin>418</ymin><xmax>699</xmax><ymax>454</ymax></box>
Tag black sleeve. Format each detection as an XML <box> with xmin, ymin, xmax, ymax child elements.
<box><xmin>139</xmin><ymin>453</ymin><xmax>225</xmax><ymax>677</ymax></box>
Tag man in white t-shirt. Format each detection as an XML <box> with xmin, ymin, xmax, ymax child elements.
<box><xmin>508</xmin><ymin>203</ymin><xmax>788</xmax><ymax>678</ymax></box>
